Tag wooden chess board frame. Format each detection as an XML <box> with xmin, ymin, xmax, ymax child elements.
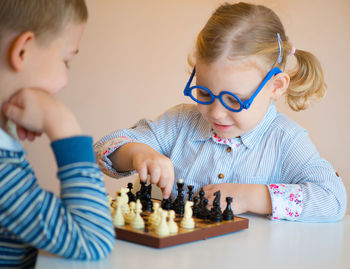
<box><xmin>115</xmin><ymin>213</ymin><xmax>249</xmax><ymax>248</ymax></box>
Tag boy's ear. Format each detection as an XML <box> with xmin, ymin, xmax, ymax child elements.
<box><xmin>271</xmin><ymin>72</ymin><xmax>290</xmax><ymax>100</ymax></box>
<box><xmin>8</xmin><ymin>31</ymin><xmax>35</xmax><ymax>72</ymax></box>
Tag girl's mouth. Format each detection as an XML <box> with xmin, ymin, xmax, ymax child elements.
<box><xmin>213</xmin><ymin>123</ymin><xmax>233</xmax><ymax>131</ymax></box>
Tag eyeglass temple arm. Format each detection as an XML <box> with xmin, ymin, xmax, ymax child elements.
<box><xmin>184</xmin><ymin>66</ymin><xmax>197</xmax><ymax>96</ymax></box>
<box><xmin>242</xmin><ymin>67</ymin><xmax>282</xmax><ymax>109</ymax></box>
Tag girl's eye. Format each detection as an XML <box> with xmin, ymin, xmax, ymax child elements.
<box><xmin>197</xmin><ymin>89</ymin><xmax>210</xmax><ymax>97</ymax></box>
<box><xmin>227</xmin><ymin>96</ymin><xmax>239</xmax><ymax>104</ymax></box>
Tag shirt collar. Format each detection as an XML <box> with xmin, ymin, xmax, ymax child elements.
<box><xmin>0</xmin><ymin>124</ymin><xmax>23</xmax><ymax>152</ymax></box>
<box><xmin>240</xmin><ymin>102</ymin><xmax>277</xmax><ymax>149</ymax></box>
<box><xmin>191</xmin><ymin>102</ymin><xmax>277</xmax><ymax>148</ymax></box>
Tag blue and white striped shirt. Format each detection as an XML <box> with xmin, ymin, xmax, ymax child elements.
<box><xmin>95</xmin><ymin>103</ymin><xmax>347</xmax><ymax>222</ymax></box>
<box><xmin>0</xmin><ymin>130</ymin><xmax>115</xmax><ymax>268</ymax></box>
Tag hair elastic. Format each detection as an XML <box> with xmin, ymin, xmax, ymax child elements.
<box><xmin>289</xmin><ymin>46</ymin><xmax>296</xmax><ymax>56</ymax></box>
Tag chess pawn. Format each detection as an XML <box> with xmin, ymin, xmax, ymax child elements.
<box><xmin>124</xmin><ymin>201</ymin><xmax>136</xmax><ymax>224</ymax></box>
<box><xmin>148</xmin><ymin>202</ymin><xmax>160</xmax><ymax>225</ymax></box>
<box><xmin>127</xmin><ymin>182</ymin><xmax>136</xmax><ymax>203</ymax></box>
<box><xmin>156</xmin><ymin>211</ymin><xmax>169</xmax><ymax>237</ymax></box>
<box><xmin>223</xmin><ymin>197</ymin><xmax>234</xmax><ymax>221</ymax></box>
<box><xmin>180</xmin><ymin>201</ymin><xmax>195</xmax><ymax>229</ymax></box>
<box><xmin>131</xmin><ymin>199</ymin><xmax>145</xmax><ymax>229</ymax></box>
<box><xmin>150</xmin><ymin>207</ymin><xmax>163</xmax><ymax>230</ymax></box>
<box><xmin>113</xmin><ymin>195</ymin><xmax>125</xmax><ymax>227</ymax></box>
<box><xmin>167</xmin><ymin>210</ymin><xmax>178</xmax><ymax>234</ymax></box>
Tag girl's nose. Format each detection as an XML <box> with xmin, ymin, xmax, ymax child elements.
<box><xmin>208</xmin><ymin>99</ymin><xmax>227</xmax><ymax>120</ymax></box>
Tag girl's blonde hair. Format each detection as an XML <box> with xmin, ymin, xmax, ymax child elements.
<box><xmin>0</xmin><ymin>0</ymin><xmax>88</xmax><ymax>45</ymax></box>
<box><xmin>192</xmin><ymin>2</ymin><xmax>326</xmax><ymax>111</ymax></box>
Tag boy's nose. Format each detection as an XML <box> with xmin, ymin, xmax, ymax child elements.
<box><xmin>208</xmin><ymin>99</ymin><xmax>227</xmax><ymax>120</ymax></box>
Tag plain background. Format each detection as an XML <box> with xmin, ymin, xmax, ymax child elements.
<box><xmin>22</xmin><ymin>0</ymin><xmax>350</xmax><ymax>214</ymax></box>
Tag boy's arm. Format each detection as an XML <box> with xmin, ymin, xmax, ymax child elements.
<box><xmin>0</xmin><ymin>136</ymin><xmax>115</xmax><ymax>260</ymax></box>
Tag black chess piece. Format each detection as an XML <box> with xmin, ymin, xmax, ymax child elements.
<box><xmin>210</xmin><ymin>191</ymin><xmax>223</xmax><ymax>222</ymax></box>
<box><xmin>161</xmin><ymin>197</ymin><xmax>173</xmax><ymax>211</ymax></box>
<box><xmin>142</xmin><ymin>192</ymin><xmax>153</xmax><ymax>212</ymax></box>
<box><xmin>198</xmin><ymin>188</ymin><xmax>205</xmax><ymax>208</ymax></box>
<box><xmin>127</xmin><ymin>182</ymin><xmax>136</xmax><ymax>203</ymax></box>
<box><xmin>172</xmin><ymin>180</ymin><xmax>185</xmax><ymax>214</ymax></box>
<box><xmin>198</xmin><ymin>198</ymin><xmax>210</xmax><ymax>219</ymax></box>
<box><xmin>192</xmin><ymin>196</ymin><xmax>199</xmax><ymax>218</ymax></box>
<box><xmin>222</xmin><ymin>197</ymin><xmax>234</xmax><ymax>221</ymax></box>
<box><xmin>187</xmin><ymin>185</ymin><xmax>194</xmax><ymax>201</ymax></box>
<box><xmin>136</xmin><ymin>181</ymin><xmax>147</xmax><ymax>201</ymax></box>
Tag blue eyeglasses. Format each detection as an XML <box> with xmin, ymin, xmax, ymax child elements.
<box><xmin>183</xmin><ymin>65</ymin><xmax>282</xmax><ymax>112</ymax></box>
<box><xmin>184</xmin><ymin>33</ymin><xmax>284</xmax><ymax>112</ymax></box>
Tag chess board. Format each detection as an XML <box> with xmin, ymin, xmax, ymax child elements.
<box><xmin>115</xmin><ymin>211</ymin><xmax>249</xmax><ymax>248</ymax></box>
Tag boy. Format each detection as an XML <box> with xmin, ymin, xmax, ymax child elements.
<box><xmin>0</xmin><ymin>1</ymin><xmax>115</xmax><ymax>268</ymax></box>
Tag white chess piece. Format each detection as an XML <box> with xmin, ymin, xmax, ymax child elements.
<box><xmin>120</xmin><ymin>187</ymin><xmax>130</xmax><ymax>215</ymax></box>
<box><xmin>150</xmin><ymin>207</ymin><xmax>163</xmax><ymax>230</ymax></box>
<box><xmin>148</xmin><ymin>202</ymin><xmax>160</xmax><ymax>225</ymax></box>
<box><xmin>113</xmin><ymin>195</ymin><xmax>125</xmax><ymax>227</ymax></box>
<box><xmin>167</xmin><ymin>210</ymin><xmax>178</xmax><ymax>234</ymax></box>
<box><xmin>124</xmin><ymin>201</ymin><xmax>136</xmax><ymax>224</ymax></box>
<box><xmin>180</xmin><ymin>201</ymin><xmax>195</xmax><ymax>229</ymax></box>
<box><xmin>156</xmin><ymin>211</ymin><xmax>169</xmax><ymax>236</ymax></box>
<box><xmin>131</xmin><ymin>199</ymin><xmax>145</xmax><ymax>229</ymax></box>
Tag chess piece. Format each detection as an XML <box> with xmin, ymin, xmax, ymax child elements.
<box><xmin>187</xmin><ymin>185</ymin><xmax>194</xmax><ymax>201</ymax></box>
<box><xmin>124</xmin><ymin>201</ymin><xmax>136</xmax><ymax>224</ymax></box>
<box><xmin>198</xmin><ymin>198</ymin><xmax>210</xmax><ymax>219</ymax></box>
<box><xmin>192</xmin><ymin>196</ymin><xmax>199</xmax><ymax>218</ymax></box>
<box><xmin>173</xmin><ymin>179</ymin><xmax>185</xmax><ymax>216</ymax></box>
<box><xmin>180</xmin><ymin>201</ymin><xmax>195</xmax><ymax>229</ymax></box>
<box><xmin>150</xmin><ymin>207</ymin><xmax>163</xmax><ymax>230</ymax></box>
<box><xmin>120</xmin><ymin>187</ymin><xmax>130</xmax><ymax>215</ymax></box>
<box><xmin>113</xmin><ymin>194</ymin><xmax>125</xmax><ymax>227</ymax></box>
<box><xmin>198</xmin><ymin>188</ymin><xmax>205</xmax><ymax>208</ymax></box>
<box><xmin>142</xmin><ymin>192</ymin><xmax>153</xmax><ymax>212</ymax></box>
<box><xmin>161</xmin><ymin>197</ymin><xmax>173</xmax><ymax>211</ymax></box>
<box><xmin>148</xmin><ymin>202</ymin><xmax>160</xmax><ymax>225</ymax></box>
<box><xmin>167</xmin><ymin>210</ymin><xmax>178</xmax><ymax>234</ymax></box>
<box><xmin>131</xmin><ymin>199</ymin><xmax>145</xmax><ymax>229</ymax></box>
<box><xmin>127</xmin><ymin>182</ymin><xmax>136</xmax><ymax>203</ymax></box>
<box><xmin>210</xmin><ymin>191</ymin><xmax>223</xmax><ymax>222</ymax></box>
<box><xmin>156</xmin><ymin>211</ymin><xmax>169</xmax><ymax>236</ymax></box>
<box><xmin>222</xmin><ymin>197</ymin><xmax>234</xmax><ymax>221</ymax></box>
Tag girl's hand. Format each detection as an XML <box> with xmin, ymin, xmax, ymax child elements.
<box><xmin>131</xmin><ymin>145</ymin><xmax>175</xmax><ymax>199</ymax></box>
<box><xmin>2</xmin><ymin>88</ymin><xmax>81</xmax><ymax>141</ymax></box>
<box><xmin>203</xmin><ymin>183</ymin><xmax>272</xmax><ymax>215</ymax></box>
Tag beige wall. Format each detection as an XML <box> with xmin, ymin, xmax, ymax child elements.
<box><xmin>23</xmin><ymin>0</ymin><xmax>350</xmax><ymax>214</ymax></box>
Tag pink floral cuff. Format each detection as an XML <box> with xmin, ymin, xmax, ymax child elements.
<box><xmin>95</xmin><ymin>136</ymin><xmax>136</xmax><ymax>178</ymax></box>
<box><xmin>267</xmin><ymin>184</ymin><xmax>303</xmax><ymax>220</ymax></box>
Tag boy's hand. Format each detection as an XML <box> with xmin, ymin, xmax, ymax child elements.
<box><xmin>2</xmin><ymin>88</ymin><xmax>81</xmax><ymax>141</ymax></box>
<box><xmin>203</xmin><ymin>183</ymin><xmax>272</xmax><ymax>215</ymax></box>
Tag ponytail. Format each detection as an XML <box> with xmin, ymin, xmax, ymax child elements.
<box><xmin>286</xmin><ymin>49</ymin><xmax>326</xmax><ymax>111</ymax></box>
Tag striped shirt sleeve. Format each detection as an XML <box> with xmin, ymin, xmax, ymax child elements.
<box><xmin>0</xmin><ymin>136</ymin><xmax>115</xmax><ymax>266</ymax></box>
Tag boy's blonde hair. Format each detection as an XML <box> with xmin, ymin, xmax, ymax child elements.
<box><xmin>192</xmin><ymin>2</ymin><xmax>326</xmax><ymax>111</ymax></box>
<box><xmin>0</xmin><ymin>0</ymin><xmax>88</xmax><ymax>45</ymax></box>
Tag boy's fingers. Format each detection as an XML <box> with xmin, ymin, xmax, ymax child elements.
<box><xmin>3</xmin><ymin>103</ymin><xmax>25</xmax><ymax>125</ymax></box>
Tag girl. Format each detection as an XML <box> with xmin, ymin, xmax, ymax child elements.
<box><xmin>95</xmin><ymin>2</ymin><xmax>346</xmax><ymax>222</ymax></box>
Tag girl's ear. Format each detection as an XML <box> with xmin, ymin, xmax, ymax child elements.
<box><xmin>8</xmin><ymin>31</ymin><xmax>35</xmax><ymax>72</ymax></box>
<box><xmin>271</xmin><ymin>72</ymin><xmax>290</xmax><ymax>101</ymax></box>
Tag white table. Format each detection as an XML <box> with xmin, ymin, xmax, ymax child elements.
<box><xmin>36</xmin><ymin>214</ymin><xmax>350</xmax><ymax>269</ymax></box>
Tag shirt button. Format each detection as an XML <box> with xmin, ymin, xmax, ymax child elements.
<box><xmin>218</xmin><ymin>173</ymin><xmax>224</xmax><ymax>179</ymax></box>
<box><xmin>226</xmin><ymin>147</ymin><xmax>232</xmax><ymax>153</ymax></box>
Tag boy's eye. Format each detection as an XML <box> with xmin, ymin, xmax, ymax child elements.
<box><xmin>64</xmin><ymin>60</ymin><xmax>70</xmax><ymax>69</ymax></box>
